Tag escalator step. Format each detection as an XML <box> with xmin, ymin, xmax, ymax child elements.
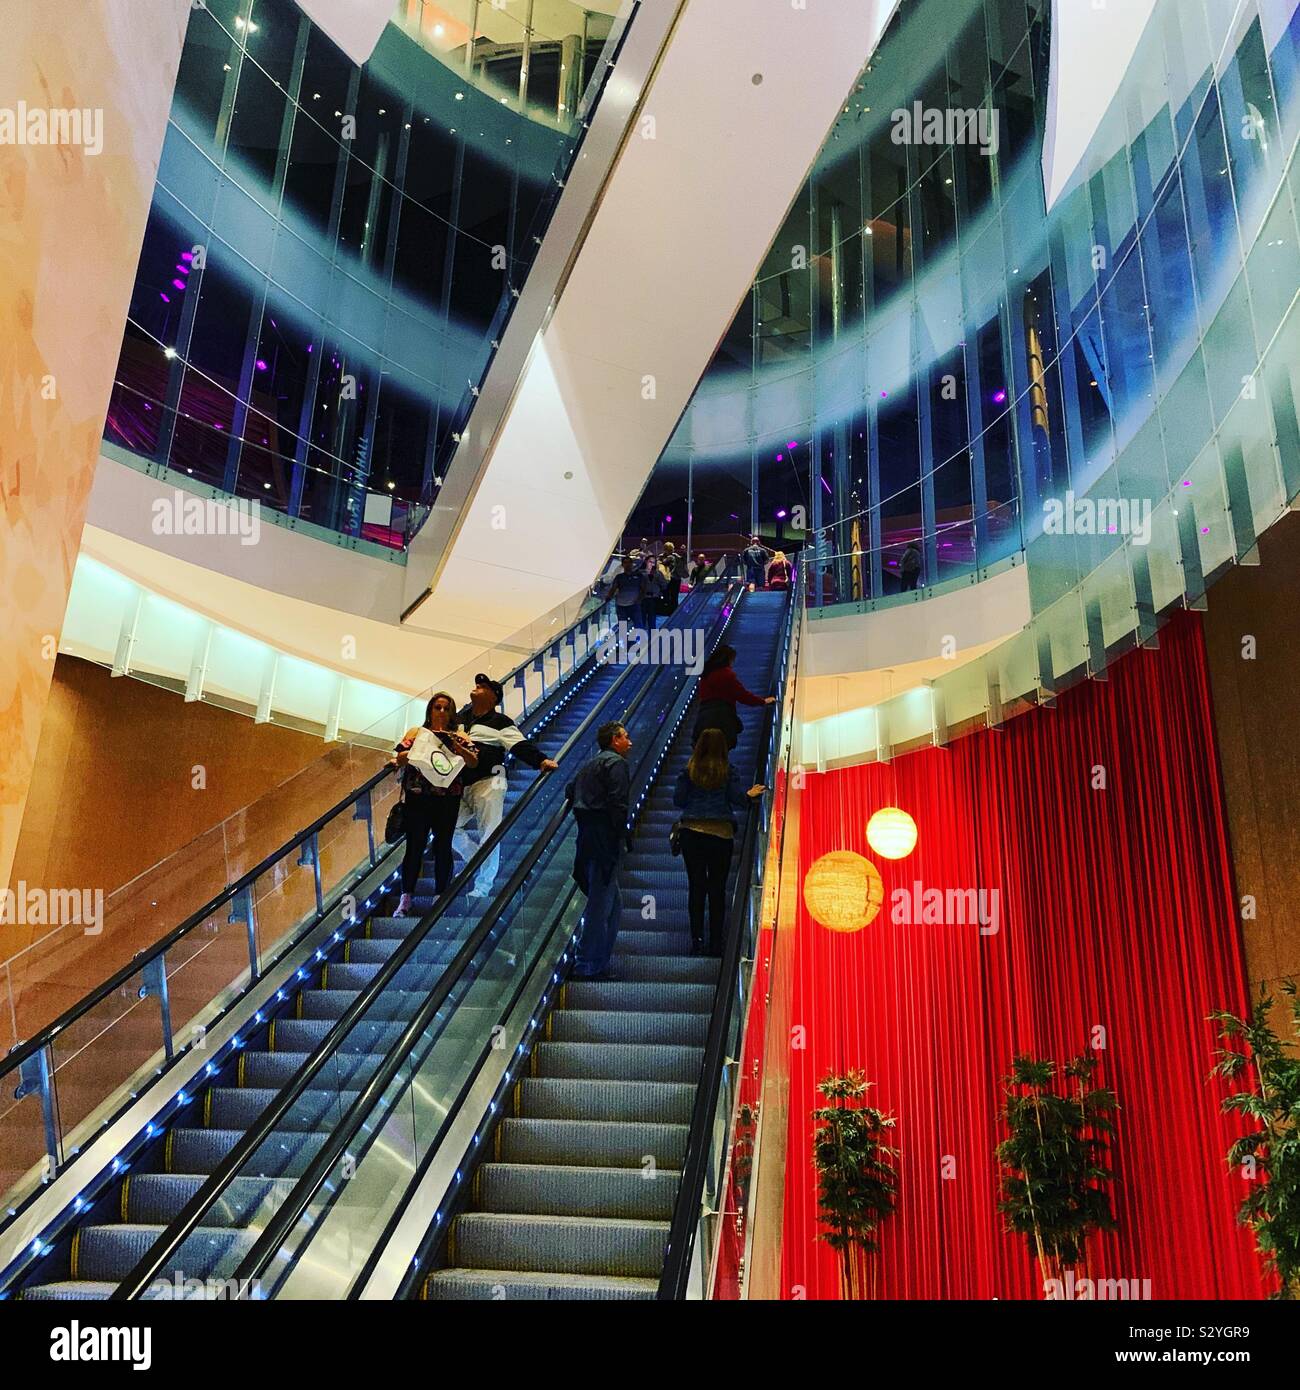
<box><xmin>517</xmin><ymin>1078</ymin><xmax>695</xmax><ymax>1125</ymax></box>
<box><xmin>610</xmin><ymin>930</ymin><xmax>694</xmax><ymax>954</ymax></box>
<box><xmin>424</xmin><ymin>1267</ymin><xmax>656</xmax><ymax>1301</ymax></box>
<box><xmin>122</xmin><ymin>1174</ymin><xmax>295</xmax><ymax>1227</ymax></box>
<box><xmin>72</xmin><ymin>1224</ymin><xmax>255</xmax><ymax>1283</ymax></box>
<box><xmin>562</xmin><ymin>980</ymin><xmax>714</xmax><ymax>1014</ymax></box>
<box><xmin>205</xmin><ymin>1087</ymin><xmax>360</xmax><ymax>1132</ymax></box>
<box><xmin>21</xmin><ymin>1281</ymin><xmax>171</xmax><ymax>1302</ymax></box>
<box><xmin>607</xmin><ymin>955</ymin><xmax>719</xmax><ymax>984</ymax></box>
<box><xmin>450</xmin><ymin>1212</ymin><xmax>669</xmax><ymax>1278</ymax></box>
<box><xmin>239</xmin><ymin>1049</ymin><xmax>376</xmax><ymax>1090</ymax></box>
<box><xmin>473</xmin><ymin>1163</ymin><xmax>679</xmax><ymax>1221</ymax></box>
<box><xmin>270</xmin><ymin>1019</ymin><xmax>405</xmax><ymax>1053</ymax></box>
<box><xmin>297</xmin><ymin>988</ymin><xmax>428</xmax><ymax>1021</ymax></box>
<box><xmin>497</xmin><ymin>1118</ymin><xmax>688</xmax><ymax>1169</ymax></box>
<box><xmin>532</xmin><ymin>1041</ymin><xmax>703</xmax><ymax>1083</ymax></box>
<box><xmin>549</xmin><ymin>1009</ymin><xmax>708</xmax><ymax>1046</ymax></box>
<box><xmin>167</xmin><ymin>1126</ymin><xmax>324</xmax><ymax>1179</ymax></box>
<box><xmin>343</xmin><ymin>937</ymin><xmax>459</xmax><ymax>966</ymax></box>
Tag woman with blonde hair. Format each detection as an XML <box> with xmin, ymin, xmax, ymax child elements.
<box><xmin>766</xmin><ymin>549</ymin><xmax>792</xmax><ymax>590</ymax></box>
<box><xmin>672</xmin><ymin>729</ymin><xmax>764</xmax><ymax>955</ymax></box>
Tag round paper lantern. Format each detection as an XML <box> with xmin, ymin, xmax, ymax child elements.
<box><xmin>866</xmin><ymin>806</ymin><xmax>918</xmax><ymax>861</ymax></box>
<box><xmin>804</xmin><ymin>851</ymin><xmax>884</xmax><ymax>932</ymax></box>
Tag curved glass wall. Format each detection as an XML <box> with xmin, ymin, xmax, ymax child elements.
<box><xmin>638</xmin><ymin>0</ymin><xmax>1300</xmax><ymax>615</ymax></box>
<box><xmin>104</xmin><ymin>0</ymin><xmax>626</xmax><ymax>552</ymax></box>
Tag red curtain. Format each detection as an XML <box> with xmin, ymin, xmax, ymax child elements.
<box><xmin>782</xmin><ymin>613</ymin><xmax>1266</xmax><ymax>1299</ymax></box>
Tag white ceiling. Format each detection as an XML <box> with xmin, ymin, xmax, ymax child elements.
<box><xmin>408</xmin><ymin>0</ymin><xmax>901</xmax><ymax>643</ymax></box>
<box><xmin>1041</xmin><ymin>0</ymin><xmax>1160</xmax><ymax>210</ymax></box>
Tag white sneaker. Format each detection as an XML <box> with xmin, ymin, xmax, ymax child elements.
<box><xmin>396</xmin><ymin>893</ymin><xmax>413</xmax><ymax>916</ymax></box>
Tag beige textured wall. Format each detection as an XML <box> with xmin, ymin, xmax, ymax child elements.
<box><xmin>0</xmin><ymin>0</ymin><xmax>190</xmax><ymax>888</ymax></box>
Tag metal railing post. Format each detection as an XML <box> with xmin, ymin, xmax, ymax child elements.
<box><xmin>231</xmin><ymin>885</ymin><xmax>258</xmax><ymax>982</ymax></box>
<box><xmin>355</xmin><ymin>787</ymin><xmax>377</xmax><ymax>866</ymax></box>
<box><xmin>15</xmin><ymin>1045</ymin><xmax>62</xmax><ymax>1177</ymax></box>
<box><xmin>140</xmin><ymin>955</ymin><xmax>174</xmax><ymax>1062</ymax></box>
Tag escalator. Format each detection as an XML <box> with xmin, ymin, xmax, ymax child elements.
<box><xmin>94</xmin><ymin>583</ymin><xmax>793</xmax><ymax>1301</ymax></box>
<box><xmin>422</xmin><ymin>591</ymin><xmax>789</xmax><ymax>1299</ymax></box>
<box><xmin>7</xmin><ymin>580</ymin><xmax>790</xmax><ymax>1302</ymax></box>
<box><xmin>2</xmin><ymin>585</ymin><xmax>724</xmax><ymax>1300</ymax></box>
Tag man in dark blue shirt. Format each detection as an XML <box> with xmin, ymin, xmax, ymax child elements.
<box><xmin>742</xmin><ymin>536</ymin><xmax>770</xmax><ymax>589</ymax></box>
<box><xmin>566</xmin><ymin>721</ymin><xmax>632</xmax><ymax>979</ymax></box>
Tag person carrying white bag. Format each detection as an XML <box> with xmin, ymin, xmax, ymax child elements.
<box><xmin>392</xmin><ymin>691</ymin><xmax>479</xmax><ymax>915</ymax></box>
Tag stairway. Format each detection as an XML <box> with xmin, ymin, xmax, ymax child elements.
<box><xmin>424</xmin><ymin>590</ymin><xmax>788</xmax><ymax>1300</ymax></box>
<box><xmin>14</xmin><ymin>640</ymin><xmax>641</xmax><ymax>1301</ymax></box>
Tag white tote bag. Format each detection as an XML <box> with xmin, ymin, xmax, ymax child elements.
<box><xmin>406</xmin><ymin>729</ymin><xmax>466</xmax><ymax>789</ymax></box>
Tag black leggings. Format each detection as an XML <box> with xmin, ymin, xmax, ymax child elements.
<box><xmin>401</xmin><ymin>793</ymin><xmax>461</xmax><ymax>894</ymax></box>
<box><xmin>680</xmin><ymin>829</ymin><xmax>734</xmax><ymax>953</ymax></box>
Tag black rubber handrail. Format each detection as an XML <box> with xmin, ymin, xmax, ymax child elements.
<box><xmin>657</xmin><ymin>583</ymin><xmax>798</xmax><ymax>1299</ymax></box>
<box><xmin>110</xmin><ymin>584</ymin><xmax>727</xmax><ymax>1300</ymax></box>
<box><xmin>184</xmin><ymin>585</ymin><xmax>738</xmax><ymax>1299</ymax></box>
<box><xmin>1</xmin><ymin>594</ymin><xmax>620</xmax><ymax>1084</ymax></box>
<box><xmin>0</xmin><ymin>764</ymin><xmax>390</xmax><ymax>1082</ymax></box>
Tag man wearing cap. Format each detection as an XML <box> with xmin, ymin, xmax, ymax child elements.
<box><xmin>454</xmin><ymin>674</ymin><xmax>558</xmax><ymax>898</ymax></box>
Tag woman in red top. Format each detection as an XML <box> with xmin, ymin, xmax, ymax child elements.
<box><xmin>766</xmin><ymin>550</ymin><xmax>792</xmax><ymax>590</ymax></box>
<box><xmin>691</xmin><ymin>644</ymin><xmax>775</xmax><ymax>750</ymax></box>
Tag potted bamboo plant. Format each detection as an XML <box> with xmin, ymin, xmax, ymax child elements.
<box><xmin>1211</xmin><ymin>979</ymin><xmax>1300</xmax><ymax>1299</ymax></box>
<box><xmin>812</xmin><ymin>1071</ymin><xmax>898</xmax><ymax>1299</ymax></box>
<box><xmin>997</xmin><ymin>1052</ymin><xmax>1118</xmax><ymax>1295</ymax></box>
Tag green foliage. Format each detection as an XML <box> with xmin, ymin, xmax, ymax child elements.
<box><xmin>811</xmin><ymin>1071</ymin><xmax>899</xmax><ymax>1261</ymax></box>
<box><xmin>1211</xmin><ymin>979</ymin><xmax>1300</xmax><ymax>1300</ymax></box>
<box><xmin>996</xmin><ymin>1051</ymin><xmax>1118</xmax><ymax>1276</ymax></box>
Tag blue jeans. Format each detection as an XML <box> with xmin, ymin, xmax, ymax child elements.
<box><xmin>575</xmin><ymin>858</ymin><xmax>622</xmax><ymax>976</ymax></box>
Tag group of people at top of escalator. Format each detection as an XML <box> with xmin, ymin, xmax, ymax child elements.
<box><xmin>566</xmin><ymin>642</ymin><xmax>776</xmax><ymax>981</ymax></box>
<box><xmin>390</xmin><ymin>674</ymin><xmax>559</xmax><ymax>915</ymax></box>
<box><xmin>602</xmin><ymin>541</ymin><xmax>686</xmax><ymax>633</ymax></box>
<box><xmin>604</xmin><ymin>536</ymin><xmax>793</xmax><ymax>630</ymax></box>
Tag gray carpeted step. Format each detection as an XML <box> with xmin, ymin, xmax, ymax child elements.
<box><xmin>451</xmin><ymin>1212</ymin><xmax>669</xmax><ymax>1278</ymax></box>
<box><xmin>319</xmin><ymin>961</ymin><xmax>448</xmax><ymax>993</ymax></box>
<box><xmin>122</xmin><ymin>1174</ymin><xmax>295</xmax><ymax>1227</ymax></box>
<box><xmin>424</xmin><ymin>1267</ymin><xmax>657</xmax><ymax>1300</ymax></box>
<box><xmin>532</xmin><ymin>1041</ymin><xmax>703</xmax><ymax>1083</ymax></box>
<box><xmin>205</xmin><ymin>1086</ymin><xmax>360</xmax><ymax>1132</ymax></box>
<box><xmin>237</xmin><ymin>1048</ymin><xmax>377</xmax><ymax>1091</ymax></box>
<box><xmin>474</xmin><ymin>1163</ymin><xmax>679</xmax><ymax>1220</ymax></box>
<box><xmin>612</xmin><ymin>930</ymin><xmax>694</xmax><ymax>953</ymax></box>
<box><xmin>343</xmin><ymin>936</ymin><xmax>460</xmax><ymax>966</ymax></box>
<box><xmin>270</xmin><ymin>1018</ymin><xmax>405</xmax><ymax>1053</ymax></box>
<box><xmin>167</xmin><ymin>1126</ymin><xmax>324</xmax><ymax>1179</ymax></box>
<box><xmin>72</xmin><ymin>1224</ymin><xmax>256</xmax><ymax>1283</ymax></box>
<box><xmin>497</xmin><ymin>1117</ymin><xmax>688</xmax><ymax>1169</ymax></box>
<box><xmin>21</xmin><ymin>1281</ymin><xmax>172</xmax><ymax>1302</ymax></box>
<box><xmin>517</xmin><ymin>1078</ymin><xmax>696</xmax><ymax>1124</ymax></box>
<box><xmin>297</xmin><ymin>988</ymin><xmax>428</xmax><ymax>1022</ymax></box>
<box><xmin>549</xmin><ymin>1008</ymin><xmax>709</xmax><ymax>1046</ymax></box>
<box><xmin>608</xmin><ymin>955</ymin><xmax>719</xmax><ymax>983</ymax></box>
<box><xmin>563</xmin><ymin>980</ymin><xmax>715</xmax><ymax>1014</ymax></box>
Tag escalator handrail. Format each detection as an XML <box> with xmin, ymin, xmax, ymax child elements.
<box><xmin>0</xmin><ymin>762</ymin><xmax>389</xmax><ymax>1084</ymax></box>
<box><xmin>657</xmin><ymin>582</ymin><xmax>799</xmax><ymax>1299</ymax></box>
<box><xmin>212</xmin><ymin>586</ymin><xmax>742</xmax><ymax>1297</ymax></box>
<box><xmin>0</xmin><ymin>594</ymin><xmax>623</xmax><ymax>1086</ymax></box>
<box><xmin>110</xmin><ymin>583</ymin><xmax>730</xmax><ymax>1300</ymax></box>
